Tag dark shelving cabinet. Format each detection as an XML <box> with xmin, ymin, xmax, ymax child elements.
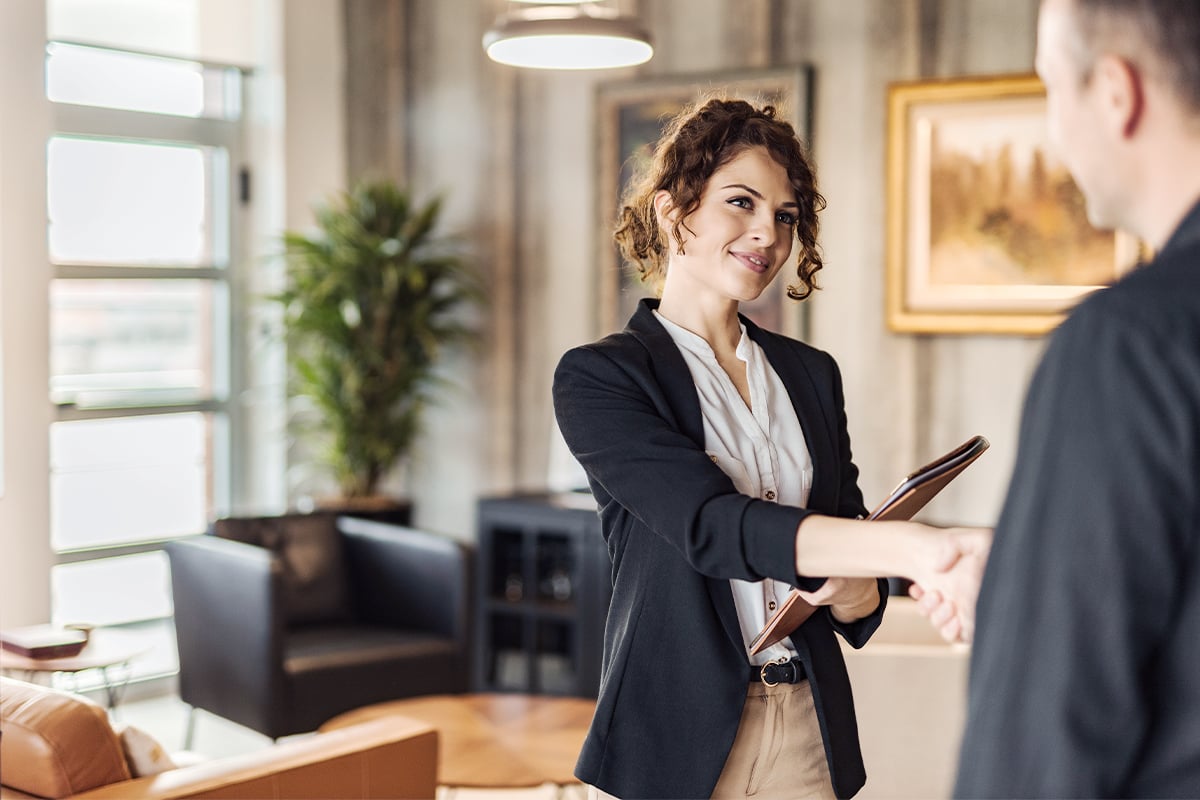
<box><xmin>473</xmin><ymin>492</ymin><xmax>612</xmax><ymax>697</ymax></box>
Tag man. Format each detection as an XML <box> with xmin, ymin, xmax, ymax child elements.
<box><xmin>953</xmin><ymin>0</ymin><xmax>1200</xmax><ymax>796</ymax></box>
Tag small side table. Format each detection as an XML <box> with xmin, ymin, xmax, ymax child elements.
<box><xmin>0</xmin><ymin>630</ymin><xmax>148</xmax><ymax>710</ymax></box>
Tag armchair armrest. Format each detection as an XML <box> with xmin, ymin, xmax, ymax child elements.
<box><xmin>336</xmin><ymin>517</ymin><xmax>472</xmax><ymax>639</ymax></box>
<box><xmin>165</xmin><ymin>537</ymin><xmax>285</xmax><ymax>733</ymax></box>
<box><xmin>68</xmin><ymin>717</ymin><xmax>438</xmax><ymax>800</ymax></box>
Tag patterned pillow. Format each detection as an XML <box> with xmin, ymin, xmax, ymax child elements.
<box><xmin>117</xmin><ymin>723</ymin><xmax>179</xmax><ymax>777</ymax></box>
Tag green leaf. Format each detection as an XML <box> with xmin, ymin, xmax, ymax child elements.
<box><xmin>267</xmin><ymin>178</ymin><xmax>484</xmax><ymax>498</ymax></box>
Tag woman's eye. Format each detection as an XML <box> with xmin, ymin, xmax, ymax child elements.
<box><xmin>777</xmin><ymin>212</ymin><xmax>797</xmax><ymax>226</ymax></box>
<box><xmin>728</xmin><ymin>196</ymin><xmax>752</xmax><ymax>210</ymax></box>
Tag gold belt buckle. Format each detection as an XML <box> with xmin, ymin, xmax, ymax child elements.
<box><xmin>759</xmin><ymin>655</ymin><xmax>789</xmax><ymax>687</ymax></box>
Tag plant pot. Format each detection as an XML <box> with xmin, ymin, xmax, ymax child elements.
<box><xmin>313</xmin><ymin>495</ymin><xmax>413</xmax><ymax>526</ymax></box>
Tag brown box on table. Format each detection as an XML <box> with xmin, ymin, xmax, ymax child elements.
<box><xmin>0</xmin><ymin>625</ymin><xmax>89</xmax><ymax>659</ymax></box>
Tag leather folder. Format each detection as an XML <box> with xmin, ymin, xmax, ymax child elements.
<box><xmin>747</xmin><ymin>434</ymin><xmax>990</xmax><ymax>655</ymax></box>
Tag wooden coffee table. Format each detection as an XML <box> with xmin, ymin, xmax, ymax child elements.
<box><xmin>319</xmin><ymin>693</ymin><xmax>595</xmax><ymax>788</ymax></box>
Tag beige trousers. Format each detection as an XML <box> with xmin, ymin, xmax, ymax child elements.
<box><xmin>711</xmin><ymin>680</ymin><xmax>836</xmax><ymax>800</ymax></box>
<box><xmin>586</xmin><ymin>680</ymin><xmax>836</xmax><ymax>800</ymax></box>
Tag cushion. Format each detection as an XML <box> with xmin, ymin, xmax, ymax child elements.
<box><xmin>211</xmin><ymin>513</ymin><xmax>353</xmax><ymax>624</ymax></box>
<box><xmin>116</xmin><ymin>723</ymin><xmax>178</xmax><ymax>777</ymax></box>
<box><xmin>0</xmin><ymin>676</ymin><xmax>131</xmax><ymax>797</ymax></box>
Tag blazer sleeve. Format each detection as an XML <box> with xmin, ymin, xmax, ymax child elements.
<box><xmin>553</xmin><ymin>342</ymin><xmax>812</xmax><ymax>585</ymax></box>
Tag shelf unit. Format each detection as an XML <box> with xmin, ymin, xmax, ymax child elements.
<box><xmin>473</xmin><ymin>493</ymin><xmax>611</xmax><ymax>697</ymax></box>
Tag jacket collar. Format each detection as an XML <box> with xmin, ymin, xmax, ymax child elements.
<box><xmin>1159</xmin><ymin>194</ymin><xmax>1200</xmax><ymax>261</ymax></box>
<box><xmin>625</xmin><ymin>298</ymin><xmax>836</xmax><ymax>513</ymax></box>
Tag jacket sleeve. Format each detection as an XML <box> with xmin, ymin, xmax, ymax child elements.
<box><xmin>553</xmin><ymin>342</ymin><xmax>811</xmax><ymax>585</ymax></box>
<box><xmin>824</xmin><ymin>578</ymin><xmax>888</xmax><ymax>648</ymax></box>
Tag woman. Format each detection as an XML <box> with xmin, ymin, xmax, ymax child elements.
<box><xmin>552</xmin><ymin>97</ymin><xmax>987</xmax><ymax>800</ymax></box>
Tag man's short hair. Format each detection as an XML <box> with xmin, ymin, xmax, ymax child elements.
<box><xmin>1066</xmin><ymin>0</ymin><xmax>1200</xmax><ymax>115</ymax></box>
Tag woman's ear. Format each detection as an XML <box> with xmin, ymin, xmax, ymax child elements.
<box><xmin>653</xmin><ymin>190</ymin><xmax>677</xmax><ymax>233</ymax></box>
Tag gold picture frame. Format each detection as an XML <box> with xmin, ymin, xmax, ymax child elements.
<box><xmin>595</xmin><ymin>67</ymin><xmax>813</xmax><ymax>337</ymax></box>
<box><xmin>886</xmin><ymin>74</ymin><xmax>1141</xmax><ymax>335</ymax></box>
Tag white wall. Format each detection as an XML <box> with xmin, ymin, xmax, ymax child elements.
<box><xmin>0</xmin><ymin>0</ymin><xmax>53</xmax><ymax>628</ymax></box>
<box><xmin>242</xmin><ymin>0</ymin><xmax>346</xmax><ymax>514</ymax></box>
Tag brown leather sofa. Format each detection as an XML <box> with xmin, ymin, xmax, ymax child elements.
<box><xmin>0</xmin><ymin>677</ymin><xmax>437</xmax><ymax>799</ymax></box>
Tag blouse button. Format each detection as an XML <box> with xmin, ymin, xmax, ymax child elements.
<box><xmin>764</xmin><ymin>490</ymin><xmax>776</xmax><ymax>501</ymax></box>
<box><xmin>768</xmin><ymin>600</ymin><xmax>777</xmax><ymax>611</ymax></box>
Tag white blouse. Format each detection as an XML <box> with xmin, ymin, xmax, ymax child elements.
<box><xmin>654</xmin><ymin>311</ymin><xmax>813</xmax><ymax>665</ymax></box>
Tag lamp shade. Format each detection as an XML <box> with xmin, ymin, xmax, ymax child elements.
<box><xmin>484</xmin><ymin>5</ymin><xmax>653</xmax><ymax>70</ymax></box>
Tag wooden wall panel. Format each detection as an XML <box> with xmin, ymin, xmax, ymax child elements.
<box><xmin>342</xmin><ymin>0</ymin><xmax>1044</xmax><ymax>538</ymax></box>
<box><xmin>343</xmin><ymin>0</ymin><xmax>408</xmax><ymax>183</ymax></box>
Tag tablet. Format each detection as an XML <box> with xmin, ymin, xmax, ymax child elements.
<box><xmin>865</xmin><ymin>434</ymin><xmax>990</xmax><ymax>521</ymax></box>
<box><xmin>747</xmin><ymin>434</ymin><xmax>989</xmax><ymax>655</ymax></box>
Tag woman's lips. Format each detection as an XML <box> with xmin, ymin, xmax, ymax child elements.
<box><xmin>732</xmin><ymin>251</ymin><xmax>770</xmax><ymax>274</ymax></box>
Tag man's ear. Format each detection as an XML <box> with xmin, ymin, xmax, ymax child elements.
<box><xmin>1094</xmin><ymin>53</ymin><xmax>1145</xmax><ymax>138</ymax></box>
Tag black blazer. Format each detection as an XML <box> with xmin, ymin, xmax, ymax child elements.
<box><xmin>553</xmin><ymin>299</ymin><xmax>886</xmax><ymax>799</ymax></box>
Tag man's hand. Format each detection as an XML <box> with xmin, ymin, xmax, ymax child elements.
<box><xmin>909</xmin><ymin>527</ymin><xmax>993</xmax><ymax>643</ymax></box>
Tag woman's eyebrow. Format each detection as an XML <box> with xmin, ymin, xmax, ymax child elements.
<box><xmin>720</xmin><ymin>183</ymin><xmax>799</xmax><ymax>208</ymax></box>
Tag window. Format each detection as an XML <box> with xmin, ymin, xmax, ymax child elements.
<box><xmin>46</xmin><ymin>42</ymin><xmax>246</xmax><ymax>686</ymax></box>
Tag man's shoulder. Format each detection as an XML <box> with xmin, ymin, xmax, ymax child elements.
<box><xmin>1064</xmin><ymin>249</ymin><xmax>1200</xmax><ymax>340</ymax></box>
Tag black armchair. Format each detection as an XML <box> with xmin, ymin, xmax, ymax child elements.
<box><xmin>167</xmin><ymin>513</ymin><xmax>472</xmax><ymax>742</ymax></box>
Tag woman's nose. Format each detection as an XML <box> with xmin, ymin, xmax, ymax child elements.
<box><xmin>749</xmin><ymin>213</ymin><xmax>776</xmax><ymax>244</ymax></box>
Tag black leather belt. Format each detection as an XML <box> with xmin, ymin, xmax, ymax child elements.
<box><xmin>752</xmin><ymin>656</ymin><xmax>806</xmax><ymax>686</ymax></box>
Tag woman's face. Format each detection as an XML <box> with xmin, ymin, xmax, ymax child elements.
<box><xmin>657</xmin><ymin>145</ymin><xmax>797</xmax><ymax>306</ymax></box>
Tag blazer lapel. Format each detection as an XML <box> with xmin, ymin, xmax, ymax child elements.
<box><xmin>626</xmin><ymin>300</ymin><xmax>750</xmax><ymax>657</ymax></box>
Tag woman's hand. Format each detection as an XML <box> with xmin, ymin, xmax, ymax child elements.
<box><xmin>792</xmin><ymin>515</ymin><xmax>992</xmax><ymax>643</ymax></box>
<box><xmin>796</xmin><ymin>577</ymin><xmax>881</xmax><ymax>623</ymax></box>
<box><xmin>908</xmin><ymin>527</ymin><xmax>993</xmax><ymax>644</ymax></box>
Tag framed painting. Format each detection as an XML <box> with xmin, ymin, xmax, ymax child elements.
<box><xmin>885</xmin><ymin>74</ymin><xmax>1142</xmax><ymax>335</ymax></box>
<box><xmin>595</xmin><ymin>66</ymin><xmax>813</xmax><ymax>337</ymax></box>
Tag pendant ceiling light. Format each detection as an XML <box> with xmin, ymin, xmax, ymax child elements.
<box><xmin>484</xmin><ymin>1</ymin><xmax>654</xmax><ymax>71</ymax></box>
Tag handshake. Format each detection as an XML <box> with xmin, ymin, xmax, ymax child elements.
<box><xmin>790</xmin><ymin>518</ymin><xmax>992</xmax><ymax>645</ymax></box>
<box><xmin>788</xmin><ymin>436</ymin><xmax>995</xmax><ymax>645</ymax></box>
<box><xmin>905</xmin><ymin>525</ymin><xmax>993</xmax><ymax>644</ymax></box>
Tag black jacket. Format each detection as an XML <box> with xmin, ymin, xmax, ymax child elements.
<box><xmin>955</xmin><ymin>201</ymin><xmax>1200</xmax><ymax>798</ymax></box>
<box><xmin>553</xmin><ymin>299</ymin><xmax>886</xmax><ymax>799</ymax></box>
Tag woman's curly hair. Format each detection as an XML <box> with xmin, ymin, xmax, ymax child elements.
<box><xmin>613</xmin><ymin>96</ymin><xmax>826</xmax><ymax>300</ymax></box>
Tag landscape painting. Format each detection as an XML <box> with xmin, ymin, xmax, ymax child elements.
<box><xmin>886</xmin><ymin>75</ymin><xmax>1139</xmax><ymax>334</ymax></box>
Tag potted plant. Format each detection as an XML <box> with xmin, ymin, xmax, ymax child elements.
<box><xmin>275</xmin><ymin>179</ymin><xmax>482</xmax><ymax>507</ymax></box>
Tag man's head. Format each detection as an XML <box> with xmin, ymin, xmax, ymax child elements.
<box><xmin>1037</xmin><ymin>0</ymin><xmax>1200</xmax><ymax>235</ymax></box>
<box><xmin>1056</xmin><ymin>1</ymin><xmax>1200</xmax><ymax>113</ymax></box>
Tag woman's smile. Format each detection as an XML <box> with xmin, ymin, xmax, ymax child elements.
<box><xmin>731</xmin><ymin>250</ymin><xmax>771</xmax><ymax>274</ymax></box>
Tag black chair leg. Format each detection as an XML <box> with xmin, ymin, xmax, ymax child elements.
<box><xmin>184</xmin><ymin>705</ymin><xmax>198</xmax><ymax>750</ymax></box>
